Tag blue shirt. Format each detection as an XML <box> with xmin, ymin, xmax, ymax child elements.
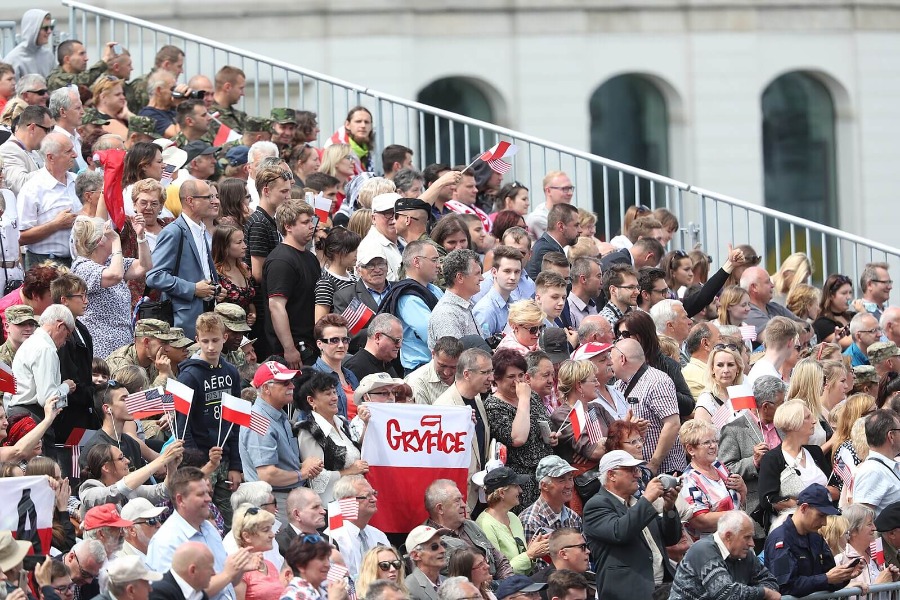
<box><xmin>471</xmin><ymin>271</ymin><xmax>535</xmax><ymax>305</ymax></box>
<box><xmin>473</xmin><ymin>286</ymin><xmax>511</xmax><ymax>337</ymax></box>
<box><xmin>147</xmin><ymin>510</ymin><xmax>232</xmax><ymax>600</ymax></box>
<box><xmin>842</xmin><ymin>342</ymin><xmax>869</xmax><ymax>367</ymax></box>
<box><xmin>239</xmin><ymin>398</ymin><xmax>302</xmax><ymax>490</ymax></box>
<box><xmin>398</xmin><ymin>283</ymin><xmax>444</xmax><ymax>370</ymax></box>
<box><xmin>312</xmin><ymin>357</ymin><xmax>359</xmax><ymax>418</ymax></box>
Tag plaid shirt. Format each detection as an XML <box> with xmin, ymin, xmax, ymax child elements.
<box><xmin>427</xmin><ymin>290</ymin><xmax>481</xmax><ymax>349</ymax></box>
<box><xmin>519</xmin><ymin>497</ymin><xmax>583</xmax><ymax>569</ymax></box>
<box><xmin>599</xmin><ymin>301</ymin><xmax>627</xmax><ymax>328</ymax></box>
<box><xmin>614</xmin><ymin>365</ymin><xmax>687</xmax><ymax>474</ymax></box>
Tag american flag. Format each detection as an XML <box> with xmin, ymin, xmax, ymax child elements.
<box><xmin>341</xmin><ymin>298</ymin><xmax>375</xmax><ymax>336</ymax></box>
<box><xmin>871</xmin><ymin>537</ymin><xmax>885</xmax><ymax>567</ymax></box>
<box><xmin>712</xmin><ymin>401</ymin><xmax>734</xmax><ymax>430</ymax></box>
<box><xmin>338</xmin><ymin>497</ymin><xmax>359</xmax><ymax>520</ymax></box>
<box><xmin>326</xmin><ymin>564</ymin><xmax>348</xmax><ymax>583</ymax></box>
<box><xmin>585</xmin><ymin>406</ymin><xmax>604</xmax><ymax>445</ymax></box>
<box><xmin>125</xmin><ymin>387</ymin><xmax>166</xmax><ymax>418</ymax></box>
<box><xmin>834</xmin><ymin>458</ymin><xmax>854</xmax><ymax>488</ymax></box>
<box><xmin>249</xmin><ymin>411</ymin><xmax>272</xmax><ymax>437</ymax></box>
<box><xmin>488</xmin><ymin>158</ymin><xmax>512</xmax><ymax>174</ymax></box>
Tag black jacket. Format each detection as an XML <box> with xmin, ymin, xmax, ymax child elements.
<box><xmin>56</xmin><ymin>321</ymin><xmax>99</xmax><ymax>442</ymax></box>
<box><xmin>758</xmin><ymin>443</ymin><xmax>833</xmax><ymax>512</ymax></box>
<box><xmin>649</xmin><ymin>350</ymin><xmax>695</xmax><ymax>417</ymax></box>
<box><xmin>149</xmin><ymin>571</ymin><xmax>209</xmax><ymax>600</ymax></box>
<box><xmin>525</xmin><ymin>233</ymin><xmax>565</xmax><ymax>280</ymax></box>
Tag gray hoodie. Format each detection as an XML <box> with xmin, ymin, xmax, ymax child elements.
<box><xmin>2</xmin><ymin>10</ymin><xmax>55</xmax><ymax>79</ymax></box>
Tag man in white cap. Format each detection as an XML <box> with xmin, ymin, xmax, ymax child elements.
<box><xmin>98</xmin><ymin>556</ymin><xmax>162</xmax><ymax>600</ymax></box>
<box><xmin>120</xmin><ymin>498</ymin><xmax>166</xmax><ymax>563</ymax></box>
<box><xmin>404</xmin><ymin>525</ymin><xmax>451</xmax><ymax>600</ymax></box>
<box><xmin>583</xmin><ymin>450</ymin><xmax>682</xmax><ymax>600</ymax></box>
<box><xmin>357</xmin><ymin>192</ymin><xmax>403</xmax><ymax>281</ymax></box>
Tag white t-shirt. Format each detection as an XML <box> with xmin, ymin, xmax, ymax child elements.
<box><xmin>854</xmin><ymin>451</ymin><xmax>900</xmax><ymax>516</ymax></box>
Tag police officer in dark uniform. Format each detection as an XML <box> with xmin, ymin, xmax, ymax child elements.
<box><xmin>763</xmin><ymin>484</ymin><xmax>862</xmax><ymax>597</ymax></box>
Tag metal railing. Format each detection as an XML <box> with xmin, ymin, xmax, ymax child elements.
<box><xmin>61</xmin><ymin>0</ymin><xmax>900</xmax><ymax>301</ymax></box>
<box><xmin>784</xmin><ymin>580</ymin><xmax>900</xmax><ymax>599</ymax></box>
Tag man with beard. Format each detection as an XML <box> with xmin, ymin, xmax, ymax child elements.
<box><xmin>121</xmin><ymin>498</ymin><xmax>167</xmax><ymax>563</ymax></box>
<box><xmin>325</xmin><ymin>105</ymin><xmax>374</xmax><ymax>173</ymax></box>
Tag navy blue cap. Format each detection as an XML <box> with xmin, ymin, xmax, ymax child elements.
<box><xmin>496</xmin><ymin>576</ymin><xmax>546</xmax><ymax>600</ymax></box>
<box><xmin>796</xmin><ymin>483</ymin><xmax>841</xmax><ymax>515</ymax></box>
<box><xmin>225</xmin><ymin>145</ymin><xmax>250</xmax><ymax>166</ymax></box>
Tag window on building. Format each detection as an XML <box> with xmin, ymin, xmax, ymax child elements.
<box><xmin>417</xmin><ymin>77</ymin><xmax>495</xmax><ymax>167</ymax></box>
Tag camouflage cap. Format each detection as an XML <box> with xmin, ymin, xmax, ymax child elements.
<box><xmin>214</xmin><ymin>303</ymin><xmax>252</xmax><ymax>332</ymax></box>
<box><xmin>270</xmin><ymin>108</ymin><xmax>297</xmax><ymax>125</ymax></box>
<box><xmin>5</xmin><ymin>305</ymin><xmax>37</xmax><ymax>325</ymax></box>
<box><xmin>128</xmin><ymin>115</ymin><xmax>157</xmax><ymax>137</ymax></box>
<box><xmin>868</xmin><ymin>341</ymin><xmax>900</xmax><ymax>365</ymax></box>
<box><xmin>134</xmin><ymin>319</ymin><xmax>180</xmax><ymax>342</ymax></box>
<box><xmin>853</xmin><ymin>365</ymin><xmax>879</xmax><ymax>385</ymax></box>
<box><xmin>82</xmin><ymin>108</ymin><xmax>111</xmax><ymax>126</ymax></box>
<box><xmin>243</xmin><ymin>117</ymin><xmax>272</xmax><ymax>134</ymax></box>
<box><xmin>167</xmin><ymin>327</ymin><xmax>194</xmax><ymax>349</ymax></box>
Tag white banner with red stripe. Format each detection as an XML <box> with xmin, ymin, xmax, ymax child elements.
<box><xmin>0</xmin><ymin>477</ymin><xmax>54</xmax><ymax>555</ymax></box>
<box><xmin>361</xmin><ymin>403</ymin><xmax>474</xmax><ymax>533</ymax></box>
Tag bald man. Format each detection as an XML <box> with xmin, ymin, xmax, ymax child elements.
<box><xmin>882</xmin><ymin>307</ymin><xmax>900</xmax><ymax>347</ymax></box>
<box><xmin>150</xmin><ymin>542</ymin><xmax>216</xmax><ymax>600</ymax></box>
<box><xmin>741</xmin><ymin>266</ymin><xmax>799</xmax><ymax>339</ymax></box>
<box><xmin>610</xmin><ymin>338</ymin><xmax>685</xmax><ymax>474</ymax></box>
<box><xmin>577</xmin><ymin>315</ymin><xmax>614</xmax><ymax>345</ymax></box>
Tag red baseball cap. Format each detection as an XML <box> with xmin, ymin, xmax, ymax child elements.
<box><xmin>252</xmin><ymin>360</ymin><xmax>299</xmax><ymax>388</ymax></box>
<box><xmin>83</xmin><ymin>504</ymin><xmax>133</xmax><ymax>531</ymax></box>
<box><xmin>571</xmin><ymin>342</ymin><xmax>613</xmax><ymax>361</ymax></box>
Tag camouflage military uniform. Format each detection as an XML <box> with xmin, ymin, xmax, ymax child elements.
<box><xmin>128</xmin><ymin>115</ymin><xmax>157</xmax><ymax>140</ymax></box>
<box><xmin>106</xmin><ymin>343</ymin><xmax>168</xmax><ymax>388</ymax></box>
<box><xmin>209</xmin><ymin>103</ymin><xmax>247</xmax><ymax>139</ymax></box>
<box><xmin>0</xmin><ymin>340</ymin><xmax>16</xmax><ymax>366</ymax></box>
<box><xmin>126</xmin><ymin>75</ymin><xmax>149</xmax><ymax>114</ymax></box>
<box><xmin>171</xmin><ymin>130</ymin><xmax>214</xmax><ymax>148</ymax></box>
<box><xmin>47</xmin><ymin>60</ymin><xmax>109</xmax><ymax>92</ymax></box>
<box><xmin>224</xmin><ymin>349</ymin><xmax>246</xmax><ymax>369</ymax></box>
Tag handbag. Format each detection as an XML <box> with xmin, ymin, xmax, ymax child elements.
<box><xmin>779</xmin><ymin>455</ymin><xmax>806</xmax><ymax>500</ymax></box>
<box><xmin>136</xmin><ymin>232</ymin><xmax>184</xmax><ymax>325</ymax></box>
<box><xmin>0</xmin><ymin>230</ymin><xmax>21</xmax><ymax>296</ymax></box>
<box><xmin>575</xmin><ymin>469</ymin><xmax>601</xmax><ymax>503</ymax></box>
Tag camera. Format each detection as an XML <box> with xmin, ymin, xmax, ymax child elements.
<box><xmin>656</xmin><ymin>474</ymin><xmax>680</xmax><ymax>490</ymax></box>
<box><xmin>171</xmin><ymin>89</ymin><xmax>207</xmax><ymax>100</ymax></box>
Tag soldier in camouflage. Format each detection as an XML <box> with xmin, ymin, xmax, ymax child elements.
<box><xmin>270</xmin><ymin>107</ymin><xmax>298</xmax><ymax>157</ymax></box>
<box><xmin>126</xmin><ymin>115</ymin><xmax>156</xmax><ymax>149</ymax></box>
<box><xmin>208</xmin><ymin>65</ymin><xmax>247</xmax><ymax>139</ymax></box>
<box><xmin>47</xmin><ymin>40</ymin><xmax>117</xmax><ymax>92</ymax></box>
<box><xmin>215</xmin><ymin>303</ymin><xmax>252</xmax><ymax>369</ymax></box>
<box><xmin>170</xmin><ymin>99</ymin><xmax>212</xmax><ymax>148</ymax></box>
<box><xmin>106</xmin><ymin>319</ymin><xmax>181</xmax><ymax>387</ymax></box>
<box><xmin>218</xmin><ymin>116</ymin><xmax>272</xmax><ymax>155</ymax></box>
<box><xmin>0</xmin><ymin>305</ymin><xmax>38</xmax><ymax>366</ymax></box>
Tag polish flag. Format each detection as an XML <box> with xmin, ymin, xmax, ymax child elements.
<box><xmin>327</xmin><ymin>501</ymin><xmax>346</xmax><ymax>532</ymax></box>
<box><xmin>480</xmin><ymin>141</ymin><xmax>518</xmax><ymax>163</ymax></box>
<box><xmin>871</xmin><ymin>537</ymin><xmax>885</xmax><ymax>567</ymax></box>
<box><xmin>221</xmin><ymin>393</ymin><xmax>271</xmax><ymax>436</ymax></box>
<box><xmin>568</xmin><ymin>401</ymin><xmax>588</xmax><ymax>440</ymax></box>
<box><xmin>727</xmin><ymin>384</ymin><xmax>757</xmax><ymax>412</ymax></box>
<box><xmin>314</xmin><ymin>194</ymin><xmax>332</xmax><ymax>223</ymax></box>
<box><xmin>213</xmin><ymin>123</ymin><xmax>241</xmax><ymax>146</ymax></box>
<box><xmin>0</xmin><ymin>361</ymin><xmax>15</xmax><ymax>395</ymax></box>
<box><xmin>166</xmin><ymin>379</ymin><xmax>194</xmax><ymax>415</ymax></box>
<box><xmin>361</xmin><ymin>404</ymin><xmax>474</xmax><ymax>533</ymax></box>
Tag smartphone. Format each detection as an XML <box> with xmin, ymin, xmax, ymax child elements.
<box><xmin>626</xmin><ymin>397</ymin><xmax>639</xmax><ymax>405</ymax></box>
<box><xmin>22</xmin><ymin>555</ymin><xmax>46</xmax><ymax>571</ymax></box>
<box><xmin>17</xmin><ymin>570</ymin><xmax>27</xmax><ymax>591</ymax></box>
<box><xmin>112</xmin><ymin>43</ymin><xmax>122</xmax><ymax>55</ymax></box>
<box><xmin>848</xmin><ymin>557</ymin><xmax>862</xmax><ymax>568</ymax></box>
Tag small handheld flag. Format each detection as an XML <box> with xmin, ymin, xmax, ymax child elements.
<box><xmin>568</xmin><ymin>401</ymin><xmax>587</xmax><ymax>440</ymax></box>
<box><xmin>341</xmin><ymin>298</ymin><xmax>375</xmax><ymax>336</ymax></box>
<box><xmin>0</xmin><ymin>361</ymin><xmax>16</xmax><ymax>395</ymax></box>
<box><xmin>166</xmin><ymin>379</ymin><xmax>194</xmax><ymax>415</ymax></box>
<box><xmin>124</xmin><ymin>387</ymin><xmax>166</xmax><ymax>419</ymax></box>
<box><xmin>727</xmin><ymin>384</ymin><xmax>756</xmax><ymax>412</ymax></box>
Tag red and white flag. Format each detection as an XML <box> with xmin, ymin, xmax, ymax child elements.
<box><xmin>63</xmin><ymin>428</ymin><xmax>98</xmax><ymax>478</ymax></box>
<box><xmin>568</xmin><ymin>401</ymin><xmax>588</xmax><ymax>440</ymax></box>
<box><xmin>0</xmin><ymin>476</ymin><xmax>54</xmax><ymax>555</ymax></box>
<box><xmin>210</xmin><ymin>112</ymin><xmax>242</xmax><ymax>147</ymax></box>
<box><xmin>480</xmin><ymin>141</ymin><xmax>518</xmax><ymax>163</ymax></box>
<box><xmin>124</xmin><ymin>387</ymin><xmax>166</xmax><ymax>419</ymax></box>
<box><xmin>360</xmin><ymin>404</ymin><xmax>473</xmax><ymax>533</ymax></box>
<box><xmin>221</xmin><ymin>393</ymin><xmax>271</xmax><ymax>436</ymax></box>
<box><xmin>314</xmin><ymin>194</ymin><xmax>332</xmax><ymax>223</ymax></box>
<box><xmin>166</xmin><ymin>379</ymin><xmax>194</xmax><ymax>415</ymax></box>
<box><xmin>341</xmin><ymin>298</ymin><xmax>375</xmax><ymax>336</ymax></box>
<box><xmin>0</xmin><ymin>361</ymin><xmax>15</xmax><ymax>395</ymax></box>
<box><xmin>727</xmin><ymin>384</ymin><xmax>757</xmax><ymax>412</ymax></box>
<box><xmin>871</xmin><ymin>537</ymin><xmax>885</xmax><ymax>567</ymax></box>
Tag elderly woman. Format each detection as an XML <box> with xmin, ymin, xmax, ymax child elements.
<box><xmin>678</xmin><ymin>419</ymin><xmax>746</xmax><ymax>539</ymax></box>
<box><xmin>356</xmin><ymin>546</ymin><xmax>409</xmax><ymax>599</ymax></box>
<box><xmin>484</xmin><ymin>348</ymin><xmax>555</xmax><ymax>509</ymax></box>
<box><xmin>475</xmin><ymin>466</ymin><xmax>548</xmax><ymax>575</ymax></box>
<box><xmin>232</xmin><ymin>503</ymin><xmax>284</xmax><ymax>600</ymax></box>
<box><xmin>281</xmin><ymin>535</ymin><xmax>347</xmax><ymax>600</ymax></box>
<box><xmin>758</xmin><ymin>400</ymin><xmax>835</xmax><ymax>527</ymax></box>
<box><xmin>448</xmin><ymin>548</ymin><xmax>497</xmax><ymax>600</ymax></box>
<box><xmin>71</xmin><ymin>216</ymin><xmax>151</xmax><ymax>358</ymax></box>
<box><xmin>349</xmin><ymin>372</ymin><xmax>403</xmax><ymax>443</ymax></box>
<box><xmin>694</xmin><ymin>343</ymin><xmax>745</xmax><ymax>422</ymax></box>
<box><xmin>837</xmin><ymin>504</ymin><xmax>900</xmax><ymax>592</ymax></box>
<box><xmin>296</xmin><ymin>369</ymin><xmax>368</xmax><ymax>504</ymax></box>
<box><xmin>496</xmin><ymin>300</ymin><xmax>547</xmax><ymax>355</ymax></box>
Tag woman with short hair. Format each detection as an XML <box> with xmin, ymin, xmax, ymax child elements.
<box><xmin>496</xmin><ymin>300</ymin><xmax>547</xmax><ymax>355</ymax></box>
<box><xmin>281</xmin><ymin>536</ymin><xmax>347</xmax><ymax>600</ymax></box>
<box><xmin>233</xmin><ymin>503</ymin><xmax>284</xmax><ymax>600</ymax></box>
<box><xmin>836</xmin><ymin>504</ymin><xmax>900</xmax><ymax>591</ymax></box>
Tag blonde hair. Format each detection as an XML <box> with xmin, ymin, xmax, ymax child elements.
<box><xmin>356</xmin><ymin>177</ymin><xmax>396</xmax><ymax>210</ymax></box>
<box><xmin>704</xmin><ymin>347</ymin><xmax>745</xmax><ymax>400</ymax></box>
<box><xmin>90</xmin><ymin>76</ymin><xmax>123</xmax><ymax>107</ymax></box>
<box><xmin>568</xmin><ymin>237</ymin><xmax>599</xmax><ymax>260</ymax></box>
<box><xmin>319</xmin><ymin>144</ymin><xmax>353</xmax><ymax>179</ymax></box>
<box><xmin>131</xmin><ymin>178</ymin><xmax>165</xmax><ymax>204</ymax></box>
<box><xmin>831</xmin><ymin>393</ymin><xmax>875</xmax><ymax>459</ymax></box>
<box><xmin>679</xmin><ymin>419</ymin><xmax>717</xmax><ymax>449</ymax></box>
<box><xmin>717</xmin><ymin>285</ymin><xmax>749</xmax><ymax>326</ymax></box>
<box><xmin>72</xmin><ymin>216</ymin><xmax>105</xmax><ymax>257</ymax></box>
<box><xmin>542</xmin><ymin>170</ymin><xmax>566</xmax><ymax>190</ymax></box>
<box><xmin>820</xmin><ymin>515</ymin><xmax>849</xmax><ymax>557</ymax></box>
<box><xmin>356</xmin><ymin>546</ymin><xmax>408</xmax><ymax>598</ymax></box>
<box><xmin>348</xmin><ymin>209</ymin><xmax>373</xmax><ymax>238</ymax></box>
<box><xmin>774</xmin><ymin>399</ymin><xmax>812</xmax><ymax>432</ymax></box>
<box><xmin>658</xmin><ymin>334</ymin><xmax>682</xmax><ymax>362</ymax></box>
<box><xmin>822</xmin><ymin>360</ymin><xmax>847</xmax><ymax>394</ymax></box>
<box><xmin>0</xmin><ymin>97</ymin><xmax>27</xmax><ymax>128</ymax></box>
<box><xmin>231</xmin><ymin>503</ymin><xmax>275</xmax><ymax>548</ymax></box>
<box><xmin>773</xmin><ymin>253</ymin><xmax>812</xmax><ymax>298</ymax></box>
<box><xmin>787</xmin><ymin>358</ymin><xmax>825</xmax><ymax>420</ymax></box>
<box><xmin>556</xmin><ymin>359</ymin><xmax>597</xmax><ymax>399</ymax></box>
<box><xmin>786</xmin><ymin>283</ymin><xmax>821</xmax><ymax>320</ymax></box>
<box><xmin>577</xmin><ymin>208</ymin><xmax>597</xmax><ymax>229</ymax></box>
<box><xmin>507</xmin><ymin>300</ymin><xmax>546</xmax><ymax>328</ymax></box>
<box><xmin>850</xmin><ymin>417</ymin><xmax>870</xmax><ymax>461</ymax></box>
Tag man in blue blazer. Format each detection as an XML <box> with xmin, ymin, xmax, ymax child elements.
<box><xmin>146</xmin><ymin>179</ymin><xmax>219</xmax><ymax>338</ymax></box>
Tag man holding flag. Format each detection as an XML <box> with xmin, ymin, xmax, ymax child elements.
<box><xmin>240</xmin><ymin>361</ymin><xmax>324</xmax><ymax>526</ymax></box>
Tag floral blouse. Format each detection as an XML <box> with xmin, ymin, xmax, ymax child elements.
<box><xmin>217</xmin><ymin>271</ymin><xmax>256</xmax><ymax>313</ymax></box>
<box><xmin>680</xmin><ymin>459</ymin><xmax>741</xmax><ymax>538</ymax></box>
<box><xmin>281</xmin><ymin>576</ymin><xmax>324</xmax><ymax>600</ymax></box>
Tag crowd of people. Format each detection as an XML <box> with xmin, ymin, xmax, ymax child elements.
<box><xmin>1</xmin><ymin>9</ymin><xmax>900</xmax><ymax>600</ymax></box>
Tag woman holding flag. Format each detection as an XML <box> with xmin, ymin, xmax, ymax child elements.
<box><xmin>693</xmin><ymin>343</ymin><xmax>745</xmax><ymax>424</ymax></box>
<box><xmin>836</xmin><ymin>504</ymin><xmax>900</xmax><ymax>594</ymax></box>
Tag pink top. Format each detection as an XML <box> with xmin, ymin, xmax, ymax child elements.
<box><xmin>0</xmin><ymin>288</ymin><xmax>25</xmax><ymax>336</ymax></box>
<box><xmin>243</xmin><ymin>560</ymin><xmax>285</xmax><ymax>600</ymax></box>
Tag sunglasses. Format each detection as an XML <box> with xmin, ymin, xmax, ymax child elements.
<box><xmin>378</xmin><ymin>560</ymin><xmax>403</xmax><ymax>571</ymax></box>
<box><xmin>713</xmin><ymin>343</ymin><xmax>740</xmax><ymax>352</ymax></box>
<box><xmin>615</xmin><ymin>330</ymin><xmax>633</xmax><ymax>340</ymax></box>
<box><xmin>831</xmin><ymin>275</ymin><xmax>852</xmax><ymax>291</ymax></box>
<box><xmin>27</xmin><ymin>89</ymin><xmax>49</xmax><ymax>96</ymax></box>
<box><xmin>635</xmin><ymin>204</ymin><xmax>652</xmax><ymax>214</ymax></box>
<box><xmin>420</xmin><ymin>542</ymin><xmax>443</xmax><ymax>552</ymax></box>
<box><xmin>522</xmin><ymin>324</ymin><xmax>546</xmax><ymax>336</ymax></box>
<box><xmin>107</xmin><ymin>379</ymin><xmax>124</xmax><ymax>389</ymax></box>
<box><xmin>134</xmin><ymin>517</ymin><xmax>161</xmax><ymax>526</ymax></box>
<box><xmin>320</xmin><ymin>336</ymin><xmax>351</xmax><ymax>345</ymax></box>
<box><xmin>302</xmin><ymin>534</ymin><xmax>324</xmax><ymax>544</ymax></box>
<box><xmin>561</xmin><ymin>543</ymin><xmax>589</xmax><ymax>551</ymax></box>
<box><xmin>41</xmin><ymin>25</ymin><xmax>55</xmax><ymax>32</ymax></box>
<box><xmin>744</xmin><ymin>254</ymin><xmax>762</xmax><ymax>266</ymax></box>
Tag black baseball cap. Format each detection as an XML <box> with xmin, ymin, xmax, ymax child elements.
<box><xmin>483</xmin><ymin>467</ymin><xmax>530</xmax><ymax>494</ymax></box>
<box><xmin>394</xmin><ymin>198</ymin><xmax>431</xmax><ymax>214</ymax></box>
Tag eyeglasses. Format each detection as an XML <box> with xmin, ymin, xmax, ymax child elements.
<box><xmin>360</xmin><ymin>262</ymin><xmax>388</xmax><ymax>271</ymax></box>
<box><xmin>650</xmin><ymin>287</ymin><xmax>669</xmax><ymax>295</ymax></box>
<box><xmin>368</xmin><ymin>390</ymin><xmax>396</xmax><ymax>397</ymax></box>
<box><xmin>713</xmin><ymin>343</ymin><xmax>740</xmax><ymax>352</ymax></box>
<box><xmin>615</xmin><ymin>284</ymin><xmax>639</xmax><ymax>291</ymax></box>
<box><xmin>261</xmin><ymin>499</ymin><xmax>278</xmax><ymax>509</ymax></box>
<box><xmin>561</xmin><ymin>543</ymin><xmax>589</xmax><ymax>552</ymax></box>
<box><xmin>624</xmin><ymin>438</ymin><xmax>644</xmax><ymax>446</ymax></box>
<box><xmin>28</xmin><ymin>90</ymin><xmax>49</xmax><ymax>97</ymax></box>
<box><xmin>873</xmin><ymin>279</ymin><xmax>894</xmax><ymax>285</ymax></box>
<box><xmin>188</xmin><ymin>194</ymin><xmax>214</xmax><ymax>200</ymax></box>
<box><xmin>697</xmin><ymin>439</ymin><xmax>719</xmax><ymax>448</ymax></box>
<box><xmin>73</xmin><ymin>553</ymin><xmax>99</xmax><ymax>581</ymax></box>
<box><xmin>378</xmin><ymin>560</ymin><xmax>402</xmax><ymax>571</ymax></box>
<box><xmin>41</xmin><ymin>25</ymin><xmax>55</xmax><ymax>32</ymax></box>
<box><xmin>354</xmin><ymin>490</ymin><xmax>379</xmax><ymax>501</ymax></box>
<box><xmin>743</xmin><ymin>254</ymin><xmax>761</xmax><ymax>265</ymax></box>
<box><xmin>613</xmin><ymin>466</ymin><xmax>641</xmax><ymax>475</ymax></box>
<box><xmin>547</xmin><ymin>186</ymin><xmax>575</xmax><ymax>193</ymax></box>
<box><xmin>415</xmin><ymin>255</ymin><xmax>440</xmax><ymax>264</ymax></box>
<box><xmin>65</xmin><ymin>293</ymin><xmax>88</xmax><ymax>301</ymax></box>
<box><xmin>831</xmin><ymin>275</ymin><xmax>852</xmax><ymax>291</ymax></box>
<box><xmin>33</xmin><ymin>122</ymin><xmax>53</xmax><ymax>132</ymax></box>
<box><xmin>320</xmin><ymin>336</ymin><xmax>351</xmax><ymax>345</ymax></box>
<box><xmin>521</xmin><ymin>324</ymin><xmax>546</xmax><ymax>336</ymax></box>
<box><xmin>53</xmin><ymin>584</ymin><xmax>75</xmax><ymax>594</ymax></box>
<box><xmin>669</xmin><ymin>250</ymin><xmax>689</xmax><ymax>269</ymax></box>
<box><xmin>615</xmin><ymin>330</ymin><xmax>633</xmax><ymax>339</ymax></box>
<box><xmin>860</xmin><ymin>327</ymin><xmax>884</xmax><ymax>334</ymax></box>
<box><xmin>635</xmin><ymin>204</ymin><xmax>652</xmax><ymax>214</ymax></box>
<box><xmin>380</xmin><ymin>333</ymin><xmax>402</xmax><ymax>346</ymax></box>
<box><xmin>135</xmin><ymin>201</ymin><xmax>161</xmax><ymax>209</ymax></box>
<box><xmin>419</xmin><ymin>542</ymin><xmax>443</xmax><ymax>552</ymax></box>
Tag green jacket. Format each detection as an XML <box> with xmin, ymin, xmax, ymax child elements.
<box><xmin>47</xmin><ymin>60</ymin><xmax>109</xmax><ymax>91</ymax></box>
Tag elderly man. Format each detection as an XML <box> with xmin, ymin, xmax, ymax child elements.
<box><xmin>525</xmin><ymin>171</ymin><xmax>574</xmax><ymax>239</ymax></box>
<box><xmin>328</xmin><ymin>475</ymin><xmax>390</xmax><ymax>578</ymax></box>
<box><xmin>435</xmin><ymin>348</ymin><xmax>493</xmax><ymax>511</ymax></box>
<box><xmin>345</xmin><ymin>313</ymin><xmax>403</xmax><ymax>380</ymax></box>
<box><xmin>583</xmin><ymin>450</ymin><xmax>681</xmax><ymax>600</ymax></box>
<box><xmin>520</xmin><ymin>457</ymin><xmax>583</xmax><ymax>560</ymax></box>
<box><xmin>670</xmin><ymin>511</ymin><xmax>780</xmax><ymax>600</ymax></box>
<box><xmin>62</xmin><ymin>540</ymin><xmax>107</xmax><ymax>598</ymax></box>
<box><xmin>531</xmin><ymin>528</ymin><xmax>591</xmax><ymax>590</ymax></box>
<box><xmin>240</xmin><ymin>361</ymin><xmax>322</xmax><ymax>524</ymax></box>
<box><xmin>405</xmin><ymin>337</ymin><xmax>463</xmax><ymax>405</ymax></box>
<box><xmin>149</xmin><ymin>542</ymin><xmax>216</xmax><ymax>600</ymax></box>
<box><xmin>428</xmin><ymin>249</ymin><xmax>483</xmax><ymax>348</ymax></box>
<box><xmin>881</xmin><ymin>307</ymin><xmax>900</xmax><ymax>347</ymax></box>
<box><xmin>138</xmin><ymin>70</ymin><xmax>182</xmax><ymax>138</ymax></box>
<box><xmin>276</xmin><ymin>487</ymin><xmax>326</xmax><ymax>557</ymax></box>
<box><xmin>15</xmin><ymin>74</ymin><xmax>50</xmax><ymax>107</ymax></box>
<box><xmin>106</xmin><ymin>319</ymin><xmax>179</xmax><ymax>387</ymax></box>
<box><xmin>858</xmin><ymin>262</ymin><xmax>892</xmax><ymax>321</ymax></box>
<box><xmin>853</xmin><ymin>409</ymin><xmax>900</xmax><ymax>516</ymax></box>
<box><xmin>95</xmin><ymin>555</ymin><xmax>162</xmax><ymax>600</ymax></box>
<box><xmin>576</xmin><ymin>315</ymin><xmax>614</xmax><ymax>346</ymax></box>
<box><xmin>764</xmin><ymin>483</ymin><xmax>860</xmax><ymax>597</ymax></box>
<box><xmin>333</xmin><ymin>246</ymin><xmax>390</xmax><ymax>354</ymax></box>
<box><xmin>147</xmin><ymin>467</ymin><xmax>254</xmax><ymax>600</ymax></box>
<box><xmin>869</xmin><ymin>341</ymin><xmax>900</xmax><ymax>379</ymax></box>
<box><xmin>83</xmin><ymin>504</ymin><xmax>132</xmax><ymax>559</ymax></box>
<box><xmin>681</xmin><ymin>322</ymin><xmax>720</xmax><ymax>399</ymax></box>
<box><xmin>367</xmin><ymin>581</ymin><xmax>410</xmax><ymax>600</ymax></box>
<box><xmin>146</xmin><ymin>179</ymin><xmax>219</xmax><ymax>338</ymax></box>
<box><xmin>610</xmin><ymin>338</ymin><xmax>684</xmax><ymax>475</ymax></box>
<box><xmin>424</xmin><ymin>479</ymin><xmax>514</xmax><ymax>579</ymax></box>
<box><xmin>121</xmin><ymin>498</ymin><xmax>166</xmax><ymax>563</ymax></box>
<box><xmin>405</xmin><ymin>525</ymin><xmax>450</xmax><ymax>600</ymax></box>
<box><xmin>49</xmin><ymin>86</ymin><xmax>86</xmax><ymax>172</ymax></box>
<box><xmin>18</xmin><ymin>132</ymin><xmax>80</xmax><ymax>268</ymax></box>
<box><xmin>844</xmin><ymin>312</ymin><xmax>882</xmax><ymax>367</ymax></box>
<box><xmin>741</xmin><ymin>266</ymin><xmax>799</xmax><ymax>338</ymax></box>
<box><xmin>357</xmin><ymin>192</ymin><xmax>403</xmax><ymax>281</ymax></box>
<box><xmin>650</xmin><ymin>299</ymin><xmax>693</xmax><ymax>363</ymax></box>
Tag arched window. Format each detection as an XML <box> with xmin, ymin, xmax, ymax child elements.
<box><xmin>417</xmin><ymin>77</ymin><xmax>495</xmax><ymax>167</ymax></box>
<box><xmin>762</xmin><ymin>72</ymin><xmax>838</xmax><ymax>228</ymax></box>
<box><xmin>589</xmin><ymin>74</ymin><xmax>669</xmax><ymax>236</ymax></box>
